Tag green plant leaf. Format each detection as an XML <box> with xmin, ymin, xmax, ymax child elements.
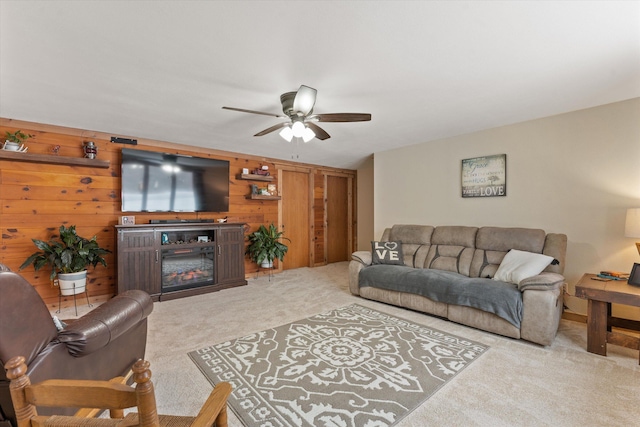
<box><xmin>19</xmin><ymin>224</ymin><xmax>110</xmax><ymax>279</ymax></box>
<box><xmin>246</xmin><ymin>222</ymin><xmax>290</xmax><ymax>265</ymax></box>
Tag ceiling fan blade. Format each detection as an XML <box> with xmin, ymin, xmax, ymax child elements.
<box><xmin>254</xmin><ymin>122</ymin><xmax>288</xmax><ymax>137</ymax></box>
<box><xmin>222</xmin><ymin>106</ymin><xmax>284</xmax><ymax>118</ymax></box>
<box><xmin>312</xmin><ymin>113</ymin><xmax>372</xmax><ymax>122</ymax></box>
<box><xmin>292</xmin><ymin>85</ymin><xmax>317</xmax><ymax>116</ymax></box>
<box><xmin>306</xmin><ymin>122</ymin><xmax>330</xmax><ymax>140</ymax></box>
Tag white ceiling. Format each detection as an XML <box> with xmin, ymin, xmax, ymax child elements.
<box><xmin>1</xmin><ymin>1</ymin><xmax>639</xmax><ymax>169</ymax></box>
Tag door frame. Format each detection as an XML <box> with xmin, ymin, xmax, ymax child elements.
<box><xmin>322</xmin><ymin>170</ymin><xmax>356</xmax><ymax>265</ymax></box>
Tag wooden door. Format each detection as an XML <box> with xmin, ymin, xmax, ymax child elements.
<box><xmin>281</xmin><ymin>170</ymin><xmax>310</xmax><ymax>270</ymax></box>
<box><xmin>327</xmin><ymin>175</ymin><xmax>350</xmax><ymax>263</ymax></box>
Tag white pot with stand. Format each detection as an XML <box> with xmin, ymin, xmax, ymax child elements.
<box><xmin>56</xmin><ymin>270</ymin><xmax>92</xmax><ymax>315</ymax></box>
<box><xmin>2</xmin><ymin>141</ymin><xmax>21</xmax><ymax>151</ymax></box>
<box><xmin>259</xmin><ymin>259</ymin><xmax>275</xmax><ymax>281</ymax></box>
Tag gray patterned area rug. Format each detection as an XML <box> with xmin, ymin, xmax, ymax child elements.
<box><xmin>189</xmin><ymin>304</ymin><xmax>488</xmax><ymax>427</ymax></box>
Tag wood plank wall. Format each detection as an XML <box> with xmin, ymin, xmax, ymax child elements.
<box><xmin>314</xmin><ymin>172</ymin><xmax>326</xmax><ymax>265</ymax></box>
<box><xmin>0</xmin><ymin>118</ymin><xmax>356</xmax><ymax>307</ymax></box>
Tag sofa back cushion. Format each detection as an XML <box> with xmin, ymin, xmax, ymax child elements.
<box><xmin>542</xmin><ymin>233</ymin><xmax>567</xmax><ymax>274</ymax></box>
<box><xmin>380</xmin><ymin>224</ymin><xmax>568</xmax><ymax>277</ymax></box>
<box><xmin>424</xmin><ymin>226</ymin><xmax>478</xmax><ymax>276</ymax></box>
<box><xmin>386</xmin><ymin>225</ymin><xmax>434</xmax><ymax>268</ymax></box>
<box><xmin>470</xmin><ymin>227</ymin><xmax>547</xmax><ymax>278</ymax></box>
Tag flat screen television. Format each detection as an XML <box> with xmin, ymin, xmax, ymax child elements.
<box><xmin>121</xmin><ymin>148</ymin><xmax>229</xmax><ymax>212</ymax></box>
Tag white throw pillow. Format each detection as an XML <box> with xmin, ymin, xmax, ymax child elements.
<box><xmin>493</xmin><ymin>249</ymin><xmax>554</xmax><ymax>285</ymax></box>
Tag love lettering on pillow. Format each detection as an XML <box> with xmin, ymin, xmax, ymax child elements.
<box><xmin>371</xmin><ymin>241</ymin><xmax>404</xmax><ymax>265</ymax></box>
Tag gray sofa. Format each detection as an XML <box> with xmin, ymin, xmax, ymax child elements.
<box><xmin>349</xmin><ymin>225</ymin><xmax>568</xmax><ymax>346</ymax></box>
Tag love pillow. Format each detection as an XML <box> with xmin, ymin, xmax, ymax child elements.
<box><xmin>371</xmin><ymin>241</ymin><xmax>405</xmax><ymax>265</ymax></box>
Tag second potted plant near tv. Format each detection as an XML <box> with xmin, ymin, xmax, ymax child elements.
<box><xmin>3</xmin><ymin>130</ymin><xmax>33</xmax><ymax>151</ymax></box>
<box><xmin>20</xmin><ymin>225</ymin><xmax>111</xmax><ymax>295</ymax></box>
<box><xmin>246</xmin><ymin>223</ymin><xmax>290</xmax><ymax>268</ymax></box>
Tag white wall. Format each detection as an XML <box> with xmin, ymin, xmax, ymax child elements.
<box><xmin>372</xmin><ymin>98</ymin><xmax>640</xmax><ymax>316</ymax></box>
<box><xmin>356</xmin><ymin>155</ymin><xmax>375</xmax><ymax>250</ymax></box>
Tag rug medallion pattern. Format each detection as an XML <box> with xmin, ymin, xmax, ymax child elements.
<box><xmin>189</xmin><ymin>304</ymin><xmax>488</xmax><ymax>427</ymax></box>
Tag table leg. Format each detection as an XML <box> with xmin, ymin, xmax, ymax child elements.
<box><xmin>586</xmin><ymin>299</ymin><xmax>608</xmax><ymax>356</ymax></box>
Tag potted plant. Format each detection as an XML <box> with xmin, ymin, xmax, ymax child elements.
<box><xmin>20</xmin><ymin>225</ymin><xmax>111</xmax><ymax>296</ymax></box>
<box><xmin>246</xmin><ymin>223</ymin><xmax>290</xmax><ymax>268</ymax></box>
<box><xmin>4</xmin><ymin>130</ymin><xmax>33</xmax><ymax>151</ymax></box>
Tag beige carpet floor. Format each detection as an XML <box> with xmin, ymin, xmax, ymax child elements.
<box><xmin>62</xmin><ymin>262</ymin><xmax>640</xmax><ymax>426</ymax></box>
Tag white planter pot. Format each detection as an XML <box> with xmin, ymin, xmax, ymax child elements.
<box><xmin>58</xmin><ymin>270</ymin><xmax>87</xmax><ymax>296</ymax></box>
<box><xmin>2</xmin><ymin>141</ymin><xmax>20</xmax><ymax>151</ymax></box>
<box><xmin>260</xmin><ymin>260</ymin><xmax>274</xmax><ymax>269</ymax></box>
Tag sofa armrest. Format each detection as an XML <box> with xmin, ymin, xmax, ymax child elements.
<box><xmin>351</xmin><ymin>251</ymin><xmax>372</xmax><ymax>266</ymax></box>
<box><xmin>518</xmin><ymin>272</ymin><xmax>565</xmax><ymax>292</ymax></box>
<box><xmin>58</xmin><ymin>290</ymin><xmax>153</xmax><ymax>357</ymax></box>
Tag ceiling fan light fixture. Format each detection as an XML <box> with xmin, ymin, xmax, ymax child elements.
<box><xmin>291</xmin><ymin>120</ymin><xmax>306</xmax><ymax>138</ymax></box>
<box><xmin>302</xmin><ymin>126</ymin><xmax>315</xmax><ymax>143</ymax></box>
<box><xmin>279</xmin><ymin>125</ymin><xmax>294</xmax><ymax>142</ymax></box>
<box><xmin>223</xmin><ymin>84</ymin><xmax>371</xmax><ymax>142</ymax></box>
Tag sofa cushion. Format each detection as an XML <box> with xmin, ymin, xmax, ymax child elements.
<box><xmin>351</xmin><ymin>251</ymin><xmax>372</xmax><ymax>265</ymax></box>
<box><xmin>518</xmin><ymin>272</ymin><xmax>565</xmax><ymax>291</ymax></box>
<box><xmin>389</xmin><ymin>224</ymin><xmax>434</xmax><ymax>244</ymax></box>
<box><xmin>493</xmin><ymin>249</ymin><xmax>554</xmax><ymax>285</ymax></box>
<box><xmin>476</xmin><ymin>227</ymin><xmax>546</xmax><ymax>253</ymax></box>
<box><xmin>470</xmin><ymin>227</ymin><xmax>547</xmax><ymax>278</ymax></box>
<box><xmin>359</xmin><ymin>265</ymin><xmax>523</xmax><ymax>327</ymax></box>
<box><xmin>424</xmin><ymin>226</ymin><xmax>477</xmax><ymax>275</ymax></box>
<box><xmin>371</xmin><ymin>241</ymin><xmax>404</xmax><ymax>265</ymax></box>
<box><xmin>388</xmin><ymin>225</ymin><xmax>434</xmax><ymax>267</ymax></box>
<box><xmin>542</xmin><ymin>233</ymin><xmax>568</xmax><ymax>274</ymax></box>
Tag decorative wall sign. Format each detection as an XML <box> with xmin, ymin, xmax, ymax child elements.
<box><xmin>118</xmin><ymin>215</ymin><xmax>135</xmax><ymax>225</ymax></box>
<box><xmin>461</xmin><ymin>154</ymin><xmax>507</xmax><ymax>198</ymax></box>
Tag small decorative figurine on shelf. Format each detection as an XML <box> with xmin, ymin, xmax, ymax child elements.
<box><xmin>83</xmin><ymin>141</ymin><xmax>97</xmax><ymax>159</ymax></box>
<box><xmin>252</xmin><ymin>165</ymin><xmax>270</xmax><ymax>176</ymax></box>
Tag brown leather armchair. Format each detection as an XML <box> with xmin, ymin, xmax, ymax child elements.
<box><xmin>0</xmin><ymin>264</ymin><xmax>153</xmax><ymax>427</ymax></box>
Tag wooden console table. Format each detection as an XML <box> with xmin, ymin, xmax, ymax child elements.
<box><xmin>575</xmin><ymin>273</ymin><xmax>640</xmax><ymax>364</ymax></box>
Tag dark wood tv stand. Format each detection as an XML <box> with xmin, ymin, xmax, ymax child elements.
<box><xmin>115</xmin><ymin>222</ymin><xmax>247</xmax><ymax>301</ymax></box>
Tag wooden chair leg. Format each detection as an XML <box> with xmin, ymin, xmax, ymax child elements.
<box><xmin>132</xmin><ymin>360</ymin><xmax>160</xmax><ymax>427</ymax></box>
<box><xmin>5</xmin><ymin>356</ymin><xmax>38</xmax><ymax>427</ymax></box>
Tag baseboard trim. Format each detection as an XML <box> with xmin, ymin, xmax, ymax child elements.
<box><xmin>562</xmin><ymin>310</ymin><xmax>586</xmax><ymax>323</ymax></box>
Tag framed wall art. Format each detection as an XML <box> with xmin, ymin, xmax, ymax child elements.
<box><xmin>461</xmin><ymin>154</ymin><xmax>507</xmax><ymax>198</ymax></box>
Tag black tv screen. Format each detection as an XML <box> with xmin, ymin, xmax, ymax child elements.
<box><xmin>121</xmin><ymin>148</ymin><xmax>229</xmax><ymax>212</ymax></box>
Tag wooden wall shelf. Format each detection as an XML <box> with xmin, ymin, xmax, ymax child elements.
<box><xmin>236</xmin><ymin>173</ymin><xmax>274</xmax><ymax>182</ymax></box>
<box><xmin>0</xmin><ymin>151</ymin><xmax>111</xmax><ymax>168</ymax></box>
<box><xmin>246</xmin><ymin>194</ymin><xmax>281</xmax><ymax>200</ymax></box>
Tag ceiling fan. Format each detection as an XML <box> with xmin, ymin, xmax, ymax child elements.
<box><xmin>222</xmin><ymin>85</ymin><xmax>371</xmax><ymax>143</ymax></box>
